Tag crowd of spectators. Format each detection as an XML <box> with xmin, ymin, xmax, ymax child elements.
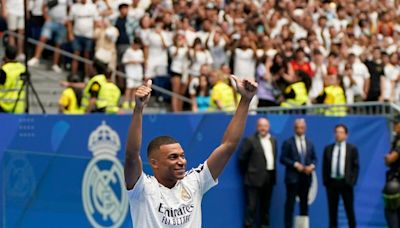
<box><xmin>1</xmin><ymin>0</ymin><xmax>400</xmax><ymax>113</ymax></box>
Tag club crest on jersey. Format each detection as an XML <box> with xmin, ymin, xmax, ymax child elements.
<box><xmin>82</xmin><ymin>121</ymin><xmax>128</xmax><ymax>228</ymax></box>
<box><xmin>181</xmin><ymin>187</ymin><xmax>191</xmax><ymax>202</ymax></box>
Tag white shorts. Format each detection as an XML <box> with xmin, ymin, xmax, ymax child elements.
<box><xmin>126</xmin><ymin>77</ymin><xmax>143</xmax><ymax>89</ymax></box>
<box><xmin>7</xmin><ymin>14</ymin><xmax>24</xmax><ymax>31</ymax></box>
<box><xmin>145</xmin><ymin>63</ymin><xmax>167</xmax><ymax>78</ymax></box>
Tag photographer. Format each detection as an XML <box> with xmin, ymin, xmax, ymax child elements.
<box><xmin>384</xmin><ymin>121</ymin><xmax>400</xmax><ymax>227</ymax></box>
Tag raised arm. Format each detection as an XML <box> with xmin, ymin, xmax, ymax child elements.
<box><xmin>124</xmin><ymin>80</ymin><xmax>152</xmax><ymax>190</ymax></box>
<box><xmin>207</xmin><ymin>75</ymin><xmax>257</xmax><ymax>180</ymax></box>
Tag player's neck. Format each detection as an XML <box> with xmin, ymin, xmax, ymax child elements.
<box><xmin>155</xmin><ymin>175</ymin><xmax>178</xmax><ymax>189</ymax></box>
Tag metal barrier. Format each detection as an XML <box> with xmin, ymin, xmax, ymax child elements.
<box><xmin>254</xmin><ymin>102</ymin><xmax>400</xmax><ymax>117</ymax></box>
<box><xmin>2</xmin><ymin>30</ymin><xmax>192</xmax><ymax>104</ymax></box>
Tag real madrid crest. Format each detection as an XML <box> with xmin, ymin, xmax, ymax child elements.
<box><xmin>82</xmin><ymin>121</ymin><xmax>128</xmax><ymax>228</ymax></box>
<box><xmin>181</xmin><ymin>187</ymin><xmax>191</xmax><ymax>202</ymax></box>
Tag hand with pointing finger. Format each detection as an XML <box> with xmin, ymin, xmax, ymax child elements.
<box><xmin>135</xmin><ymin>80</ymin><xmax>152</xmax><ymax>108</ymax></box>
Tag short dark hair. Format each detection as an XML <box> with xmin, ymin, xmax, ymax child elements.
<box><xmin>295</xmin><ymin>48</ymin><xmax>305</xmax><ymax>54</ymax></box>
<box><xmin>5</xmin><ymin>45</ymin><xmax>17</xmax><ymax>60</ymax></box>
<box><xmin>118</xmin><ymin>3</ymin><xmax>129</xmax><ymax>10</ymax></box>
<box><xmin>147</xmin><ymin>136</ymin><xmax>179</xmax><ymax>158</ymax></box>
<box><xmin>133</xmin><ymin>37</ymin><xmax>143</xmax><ymax>46</ymax></box>
<box><xmin>335</xmin><ymin>124</ymin><xmax>348</xmax><ymax>134</ymax></box>
<box><xmin>93</xmin><ymin>58</ymin><xmax>108</xmax><ymax>74</ymax></box>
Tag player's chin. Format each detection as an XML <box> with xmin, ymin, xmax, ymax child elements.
<box><xmin>174</xmin><ymin>169</ymin><xmax>186</xmax><ymax>179</ymax></box>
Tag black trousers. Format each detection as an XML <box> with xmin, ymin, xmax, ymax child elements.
<box><xmin>385</xmin><ymin>208</ymin><xmax>400</xmax><ymax>228</ymax></box>
<box><xmin>326</xmin><ymin>179</ymin><xmax>356</xmax><ymax>228</ymax></box>
<box><xmin>244</xmin><ymin>180</ymin><xmax>274</xmax><ymax>228</ymax></box>
<box><xmin>284</xmin><ymin>175</ymin><xmax>311</xmax><ymax>228</ymax></box>
<box><xmin>257</xmin><ymin>99</ymin><xmax>278</xmax><ymax>108</ymax></box>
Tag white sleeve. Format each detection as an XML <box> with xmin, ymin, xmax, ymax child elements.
<box><xmin>68</xmin><ymin>5</ymin><xmax>75</xmax><ymax>21</ymax></box>
<box><xmin>127</xmin><ymin>172</ymin><xmax>146</xmax><ymax>200</ymax></box>
<box><xmin>169</xmin><ymin>46</ymin><xmax>176</xmax><ymax>56</ymax></box>
<box><xmin>206</xmin><ymin>51</ymin><xmax>213</xmax><ymax>65</ymax></box>
<box><xmin>121</xmin><ymin>49</ymin><xmax>131</xmax><ymax>64</ymax></box>
<box><xmin>363</xmin><ymin>65</ymin><xmax>370</xmax><ymax>79</ymax></box>
<box><xmin>187</xmin><ymin>161</ymin><xmax>218</xmax><ymax>195</ymax></box>
<box><xmin>93</xmin><ymin>5</ymin><xmax>101</xmax><ymax>21</ymax></box>
<box><xmin>139</xmin><ymin>50</ymin><xmax>144</xmax><ymax>62</ymax></box>
<box><xmin>141</xmin><ymin>31</ymin><xmax>150</xmax><ymax>46</ymax></box>
<box><xmin>188</xmin><ymin>77</ymin><xmax>199</xmax><ymax>95</ymax></box>
<box><xmin>164</xmin><ymin>32</ymin><xmax>173</xmax><ymax>47</ymax></box>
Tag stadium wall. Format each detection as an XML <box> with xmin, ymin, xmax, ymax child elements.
<box><xmin>0</xmin><ymin>114</ymin><xmax>390</xmax><ymax>227</ymax></box>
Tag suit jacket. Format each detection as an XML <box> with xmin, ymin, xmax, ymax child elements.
<box><xmin>322</xmin><ymin>143</ymin><xmax>359</xmax><ymax>186</ymax></box>
<box><xmin>280</xmin><ymin>136</ymin><xmax>317</xmax><ymax>184</ymax></box>
<box><xmin>238</xmin><ymin>133</ymin><xmax>277</xmax><ymax>187</ymax></box>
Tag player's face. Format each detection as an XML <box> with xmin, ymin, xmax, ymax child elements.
<box><xmin>159</xmin><ymin>143</ymin><xmax>187</xmax><ymax>180</ymax></box>
<box><xmin>335</xmin><ymin>127</ymin><xmax>347</xmax><ymax>142</ymax></box>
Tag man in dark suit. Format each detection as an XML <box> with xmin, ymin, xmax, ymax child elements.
<box><xmin>239</xmin><ymin>118</ymin><xmax>277</xmax><ymax>228</ymax></box>
<box><xmin>280</xmin><ymin>118</ymin><xmax>317</xmax><ymax>228</ymax></box>
<box><xmin>323</xmin><ymin>124</ymin><xmax>359</xmax><ymax>228</ymax></box>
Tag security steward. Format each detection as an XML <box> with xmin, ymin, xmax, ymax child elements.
<box><xmin>62</xmin><ymin>59</ymin><xmax>121</xmax><ymax>114</ymax></box>
<box><xmin>0</xmin><ymin>45</ymin><xmax>26</xmax><ymax>113</ymax></box>
<box><xmin>281</xmin><ymin>71</ymin><xmax>309</xmax><ymax>107</ymax></box>
<box><xmin>103</xmin><ymin>75</ymin><xmax>121</xmax><ymax>114</ymax></box>
<box><xmin>81</xmin><ymin>59</ymin><xmax>121</xmax><ymax>113</ymax></box>
<box><xmin>315</xmin><ymin>68</ymin><xmax>346</xmax><ymax>116</ymax></box>
<box><xmin>58</xmin><ymin>75</ymin><xmax>84</xmax><ymax>114</ymax></box>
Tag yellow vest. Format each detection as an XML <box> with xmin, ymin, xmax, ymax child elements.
<box><xmin>103</xmin><ymin>81</ymin><xmax>121</xmax><ymax>114</ymax></box>
<box><xmin>81</xmin><ymin>74</ymin><xmax>108</xmax><ymax>112</ymax></box>
<box><xmin>323</xmin><ymin>85</ymin><xmax>347</xmax><ymax>116</ymax></box>
<box><xmin>58</xmin><ymin>87</ymin><xmax>84</xmax><ymax>114</ymax></box>
<box><xmin>209</xmin><ymin>81</ymin><xmax>238</xmax><ymax>112</ymax></box>
<box><xmin>0</xmin><ymin>62</ymin><xmax>26</xmax><ymax>113</ymax></box>
<box><xmin>281</xmin><ymin>81</ymin><xmax>308</xmax><ymax>107</ymax></box>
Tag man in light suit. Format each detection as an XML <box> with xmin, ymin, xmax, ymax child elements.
<box><xmin>239</xmin><ymin>118</ymin><xmax>277</xmax><ymax>228</ymax></box>
<box><xmin>323</xmin><ymin>124</ymin><xmax>359</xmax><ymax>228</ymax></box>
<box><xmin>280</xmin><ymin>118</ymin><xmax>317</xmax><ymax>228</ymax></box>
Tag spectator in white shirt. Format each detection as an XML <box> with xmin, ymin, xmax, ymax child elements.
<box><xmin>342</xmin><ymin>63</ymin><xmax>357</xmax><ymax>104</ymax></box>
<box><xmin>206</xmin><ymin>27</ymin><xmax>229</xmax><ymax>69</ymax></box>
<box><xmin>67</xmin><ymin>0</ymin><xmax>100</xmax><ymax>77</ymax></box>
<box><xmin>348</xmin><ymin>53</ymin><xmax>370</xmax><ymax>102</ymax></box>
<box><xmin>188</xmin><ymin>37</ymin><xmax>213</xmax><ymax>78</ymax></box>
<box><xmin>196</xmin><ymin>18</ymin><xmax>212</xmax><ymax>45</ymax></box>
<box><xmin>180</xmin><ymin>17</ymin><xmax>197</xmax><ymax>46</ymax></box>
<box><xmin>381</xmin><ymin>53</ymin><xmax>400</xmax><ymax>102</ymax></box>
<box><xmin>309</xmin><ymin>49</ymin><xmax>327</xmax><ymax>101</ymax></box>
<box><xmin>233</xmin><ymin>35</ymin><xmax>257</xmax><ymax>82</ymax></box>
<box><xmin>169</xmin><ymin>32</ymin><xmax>189</xmax><ymax>112</ymax></box>
<box><xmin>122</xmin><ymin>37</ymin><xmax>144</xmax><ymax>109</ymax></box>
<box><xmin>1</xmin><ymin>0</ymin><xmax>25</xmax><ymax>60</ymax></box>
<box><xmin>143</xmin><ymin>18</ymin><xmax>171</xmax><ymax>79</ymax></box>
<box><xmin>28</xmin><ymin>0</ymin><xmax>72</xmax><ymax>73</ymax></box>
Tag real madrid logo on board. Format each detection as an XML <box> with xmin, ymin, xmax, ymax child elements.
<box><xmin>82</xmin><ymin>121</ymin><xmax>128</xmax><ymax>228</ymax></box>
<box><xmin>5</xmin><ymin>154</ymin><xmax>36</xmax><ymax>199</ymax></box>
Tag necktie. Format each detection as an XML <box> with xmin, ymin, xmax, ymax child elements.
<box><xmin>300</xmin><ymin>138</ymin><xmax>306</xmax><ymax>164</ymax></box>
<box><xmin>336</xmin><ymin>143</ymin><xmax>341</xmax><ymax>178</ymax></box>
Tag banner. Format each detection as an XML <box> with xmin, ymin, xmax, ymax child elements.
<box><xmin>0</xmin><ymin>114</ymin><xmax>390</xmax><ymax>227</ymax></box>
